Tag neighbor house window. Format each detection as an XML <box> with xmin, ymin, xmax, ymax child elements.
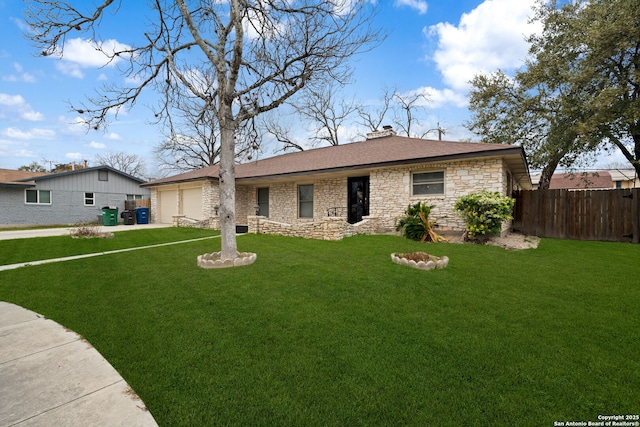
<box><xmin>127</xmin><ymin>194</ymin><xmax>143</xmax><ymax>200</ymax></box>
<box><xmin>84</xmin><ymin>192</ymin><xmax>95</xmax><ymax>206</ymax></box>
<box><xmin>412</xmin><ymin>171</ymin><xmax>445</xmax><ymax>195</ymax></box>
<box><xmin>25</xmin><ymin>189</ymin><xmax>51</xmax><ymax>204</ymax></box>
<box><xmin>98</xmin><ymin>170</ymin><xmax>109</xmax><ymax>181</ymax></box>
<box><xmin>257</xmin><ymin>187</ymin><xmax>269</xmax><ymax>217</ymax></box>
<box><xmin>298</xmin><ymin>184</ymin><xmax>314</xmax><ymax>218</ymax></box>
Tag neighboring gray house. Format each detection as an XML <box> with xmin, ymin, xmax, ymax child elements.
<box><xmin>0</xmin><ymin>166</ymin><xmax>150</xmax><ymax>226</ymax></box>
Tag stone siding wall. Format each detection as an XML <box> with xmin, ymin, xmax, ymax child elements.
<box><xmin>149</xmin><ymin>188</ymin><xmax>158</xmax><ymax>223</ymax></box>
<box><xmin>247</xmin><ymin>215</ymin><xmax>376</xmax><ymax>240</ymax></box>
<box><xmin>237</xmin><ymin>178</ymin><xmax>347</xmax><ymax>225</ymax></box>
<box><xmin>236</xmin><ymin>185</ymin><xmax>251</xmax><ymax>223</ymax></box>
<box><xmin>201</xmin><ymin>180</ymin><xmax>218</xmax><ymax>218</ymax></box>
<box><xmin>370</xmin><ymin>157</ymin><xmax>508</xmax><ymax>233</ymax></box>
<box><xmin>163</xmin><ymin>156</ymin><xmax>515</xmax><ymax>239</ymax></box>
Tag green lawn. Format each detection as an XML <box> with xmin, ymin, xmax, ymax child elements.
<box><xmin>1</xmin><ymin>230</ymin><xmax>638</xmax><ymax>426</ymax></box>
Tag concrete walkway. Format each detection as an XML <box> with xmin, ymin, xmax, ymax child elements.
<box><xmin>0</xmin><ymin>302</ymin><xmax>159</xmax><ymax>426</ymax></box>
<box><xmin>0</xmin><ymin>224</ymin><xmax>215</xmax><ymax>426</ymax></box>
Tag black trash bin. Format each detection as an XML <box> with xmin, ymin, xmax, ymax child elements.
<box><xmin>135</xmin><ymin>207</ymin><xmax>149</xmax><ymax>224</ymax></box>
<box><xmin>121</xmin><ymin>210</ymin><xmax>135</xmax><ymax>225</ymax></box>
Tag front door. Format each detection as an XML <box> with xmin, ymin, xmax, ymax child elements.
<box><xmin>348</xmin><ymin>176</ymin><xmax>369</xmax><ymax>224</ymax></box>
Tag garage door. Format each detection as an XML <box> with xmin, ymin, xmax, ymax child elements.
<box><xmin>182</xmin><ymin>187</ymin><xmax>203</xmax><ymax>220</ymax></box>
<box><xmin>159</xmin><ymin>190</ymin><xmax>177</xmax><ymax>224</ymax></box>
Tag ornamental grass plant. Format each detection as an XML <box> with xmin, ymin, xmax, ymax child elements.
<box><xmin>395</xmin><ymin>201</ymin><xmax>447</xmax><ymax>242</ymax></box>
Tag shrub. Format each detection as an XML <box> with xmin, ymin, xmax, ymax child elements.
<box><xmin>70</xmin><ymin>221</ymin><xmax>114</xmax><ymax>239</ymax></box>
<box><xmin>453</xmin><ymin>190</ymin><xmax>515</xmax><ymax>240</ymax></box>
<box><xmin>395</xmin><ymin>201</ymin><xmax>447</xmax><ymax>242</ymax></box>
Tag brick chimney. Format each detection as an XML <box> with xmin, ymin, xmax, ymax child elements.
<box><xmin>366</xmin><ymin>125</ymin><xmax>397</xmax><ymax>140</ymax></box>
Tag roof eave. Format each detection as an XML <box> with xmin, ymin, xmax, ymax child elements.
<box><xmin>141</xmin><ymin>175</ymin><xmax>218</xmax><ymax>188</ymax></box>
<box><xmin>0</xmin><ymin>182</ymin><xmax>37</xmax><ymax>188</ymax></box>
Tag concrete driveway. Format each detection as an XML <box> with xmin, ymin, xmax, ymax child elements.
<box><xmin>0</xmin><ymin>223</ymin><xmax>172</xmax><ymax>240</ymax></box>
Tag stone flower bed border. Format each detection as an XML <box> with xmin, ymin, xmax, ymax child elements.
<box><xmin>197</xmin><ymin>252</ymin><xmax>257</xmax><ymax>269</ymax></box>
<box><xmin>391</xmin><ymin>252</ymin><xmax>449</xmax><ymax>271</ymax></box>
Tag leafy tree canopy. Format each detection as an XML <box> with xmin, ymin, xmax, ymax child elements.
<box><xmin>467</xmin><ymin>0</ymin><xmax>640</xmax><ymax>188</ymax></box>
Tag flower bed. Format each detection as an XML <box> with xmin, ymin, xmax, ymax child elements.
<box><xmin>197</xmin><ymin>252</ymin><xmax>257</xmax><ymax>268</ymax></box>
<box><xmin>390</xmin><ymin>252</ymin><xmax>449</xmax><ymax>270</ymax></box>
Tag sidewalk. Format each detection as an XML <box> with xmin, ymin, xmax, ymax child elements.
<box><xmin>0</xmin><ymin>223</ymin><xmax>188</xmax><ymax>426</ymax></box>
<box><xmin>0</xmin><ymin>223</ymin><xmax>172</xmax><ymax>241</ymax></box>
<box><xmin>0</xmin><ymin>302</ymin><xmax>159</xmax><ymax>426</ymax></box>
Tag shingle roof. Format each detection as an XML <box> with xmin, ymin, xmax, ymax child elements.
<box><xmin>19</xmin><ymin>165</ymin><xmax>147</xmax><ymax>184</ymax></box>
<box><xmin>1</xmin><ymin>166</ymin><xmax>147</xmax><ymax>188</ymax></box>
<box><xmin>0</xmin><ymin>169</ymin><xmax>50</xmax><ymax>187</ymax></box>
<box><xmin>548</xmin><ymin>171</ymin><xmax>613</xmax><ymax>189</ymax></box>
<box><xmin>144</xmin><ymin>135</ymin><xmax>531</xmax><ymax>188</ymax></box>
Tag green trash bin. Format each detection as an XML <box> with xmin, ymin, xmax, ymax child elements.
<box><xmin>101</xmin><ymin>206</ymin><xmax>119</xmax><ymax>226</ymax></box>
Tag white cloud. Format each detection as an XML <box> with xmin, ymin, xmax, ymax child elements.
<box><xmin>395</xmin><ymin>0</ymin><xmax>428</xmax><ymax>15</ymax></box>
<box><xmin>10</xmin><ymin>17</ymin><xmax>31</xmax><ymax>34</ymax></box>
<box><xmin>403</xmin><ymin>86</ymin><xmax>468</xmax><ymax>109</ymax></box>
<box><xmin>53</xmin><ymin>38</ymin><xmax>134</xmax><ymax>78</ymax></box>
<box><xmin>0</xmin><ymin>94</ymin><xmax>27</xmax><ymax>107</ymax></box>
<box><xmin>2</xmin><ymin>63</ymin><xmax>37</xmax><ymax>83</ymax></box>
<box><xmin>0</xmin><ymin>94</ymin><xmax>45</xmax><ymax>122</ymax></box>
<box><xmin>55</xmin><ymin>61</ymin><xmax>84</xmax><ymax>79</ymax></box>
<box><xmin>105</xmin><ymin>132</ymin><xmax>122</xmax><ymax>140</ymax></box>
<box><xmin>66</xmin><ymin>152</ymin><xmax>84</xmax><ymax>160</ymax></box>
<box><xmin>4</xmin><ymin>127</ymin><xmax>56</xmax><ymax>140</ymax></box>
<box><xmin>22</xmin><ymin>111</ymin><xmax>45</xmax><ymax>121</ymax></box>
<box><xmin>427</xmin><ymin>0</ymin><xmax>540</xmax><ymax>91</ymax></box>
<box><xmin>14</xmin><ymin>149</ymin><xmax>38</xmax><ymax>158</ymax></box>
<box><xmin>124</xmin><ymin>75</ymin><xmax>142</xmax><ymax>85</ymax></box>
<box><xmin>59</xmin><ymin>116</ymin><xmax>89</xmax><ymax>135</ymax></box>
<box><xmin>89</xmin><ymin>141</ymin><xmax>106</xmax><ymax>149</ymax></box>
<box><xmin>63</xmin><ymin>38</ymin><xmax>133</xmax><ymax>67</ymax></box>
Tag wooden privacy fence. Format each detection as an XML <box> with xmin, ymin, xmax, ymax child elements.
<box><xmin>512</xmin><ymin>189</ymin><xmax>640</xmax><ymax>243</ymax></box>
<box><xmin>124</xmin><ymin>198</ymin><xmax>151</xmax><ymax>210</ymax></box>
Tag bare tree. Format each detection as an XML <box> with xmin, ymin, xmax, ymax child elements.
<box><xmin>262</xmin><ymin>81</ymin><xmax>358</xmax><ymax>151</ymax></box>
<box><xmin>392</xmin><ymin>92</ymin><xmax>430</xmax><ymax>138</ymax></box>
<box><xmin>25</xmin><ymin>1</ymin><xmax>382</xmax><ymax>261</ymax></box>
<box><xmin>153</xmin><ymin>71</ymin><xmax>260</xmax><ymax>173</ymax></box>
<box><xmin>356</xmin><ymin>85</ymin><xmax>395</xmax><ymax>132</ymax></box>
<box><xmin>297</xmin><ymin>83</ymin><xmax>358</xmax><ymax>146</ymax></box>
<box><xmin>262</xmin><ymin>112</ymin><xmax>306</xmax><ymax>152</ymax></box>
<box><xmin>426</xmin><ymin>122</ymin><xmax>446</xmax><ymax>141</ymax></box>
<box><xmin>95</xmin><ymin>151</ymin><xmax>147</xmax><ymax>177</ymax></box>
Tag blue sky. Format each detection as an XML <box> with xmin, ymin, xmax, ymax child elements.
<box><xmin>0</xmin><ymin>0</ymin><xmax>626</xmax><ymax>175</ymax></box>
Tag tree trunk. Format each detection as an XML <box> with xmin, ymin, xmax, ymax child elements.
<box><xmin>633</xmin><ymin>134</ymin><xmax>640</xmax><ymax>180</ymax></box>
<box><xmin>218</xmin><ymin>109</ymin><xmax>238</xmax><ymax>261</ymax></box>
<box><xmin>538</xmin><ymin>158</ymin><xmax>560</xmax><ymax>190</ymax></box>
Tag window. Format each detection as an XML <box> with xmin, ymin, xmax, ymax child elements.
<box><xmin>25</xmin><ymin>189</ymin><xmax>51</xmax><ymax>204</ymax></box>
<box><xmin>84</xmin><ymin>192</ymin><xmax>95</xmax><ymax>206</ymax></box>
<box><xmin>127</xmin><ymin>194</ymin><xmax>143</xmax><ymax>200</ymax></box>
<box><xmin>298</xmin><ymin>184</ymin><xmax>314</xmax><ymax>218</ymax></box>
<box><xmin>98</xmin><ymin>170</ymin><xmax>109</xmax><ymax>181</ymax></box>
<box><xmin>412</xmin><ymin>171</ymin><xmax>444</xmax><ymax>195</ymax></box>
<box><xmin>257</xmin><ymin>187</ymin><xmax>269</xmax><ymax>217</ymax></box>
